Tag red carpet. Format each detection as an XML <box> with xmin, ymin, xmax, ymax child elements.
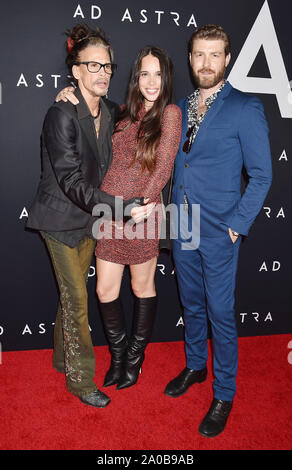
<box><xmin>1</xmin><ymin>335</ymin><xmax>291</xmax><ymax>450</ymax></box>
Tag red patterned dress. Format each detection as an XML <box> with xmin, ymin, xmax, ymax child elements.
<box><xmin>95</xmin><ymin>104</ymin><xmax>182</xmax><ymax>264</ymax></box>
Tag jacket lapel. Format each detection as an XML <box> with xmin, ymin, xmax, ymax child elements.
<box><xmin>96</xmin><ymin>98</ymin><xmax>112</xmax><ymax>152</ymax></box>
<box><xmin>75</xmin><ymin>87</ymin><xmax>100</xmax><ymax>161</ymax></box>
<box><xmin>177</xmin><ymin>98</ymin><xmax>189</xmax><ymax>154</ymax></box>
<box><xmin>190</xmin><ymin>81</ymin><xmax>233</xmax><ymax>149</ymax></box>
<box><xmin>181</xmin><ymin>98</ymin><xmax>189</xmax><ymax>151</ymax></box>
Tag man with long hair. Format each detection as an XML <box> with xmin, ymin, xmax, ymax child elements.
<box><xmin>27</xmin><ymin>24</ymin><xmax>144</xmax><ymax>408</ymax></box>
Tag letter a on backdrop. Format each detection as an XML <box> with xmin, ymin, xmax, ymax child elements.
<box><xmin>228</xmin><ymin>1</ymin><xmax>292</xmax><ymax>118</ymax></box>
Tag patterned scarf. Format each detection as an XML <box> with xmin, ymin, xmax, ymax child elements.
<box><xmin>186</xmin><ymin>80</ymin><xmax>227</xmax><ymax>150</ymax></box>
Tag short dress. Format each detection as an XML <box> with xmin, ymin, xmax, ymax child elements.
<box><xmin>95</xmin><ymin>104</ymin><xmax>182</xmax><ymax>265</ymax></box>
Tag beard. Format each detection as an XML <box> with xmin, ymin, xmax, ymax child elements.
<box><xmin>193</xmin><ymin>65</ymin><xmax>226</xmax><ymax>89</ymax></box>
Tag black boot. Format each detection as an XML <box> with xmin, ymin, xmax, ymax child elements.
<box><xmin>98</xmin><ymin>298</ymin><xmax>128</xmax><ymax>387</ymax></box>
<box><xmin>117</xmin><ymin>295</ymin><xmax>157</xmax><ymax>390</ymax></box>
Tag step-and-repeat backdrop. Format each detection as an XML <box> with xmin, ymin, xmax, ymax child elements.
<box><xmin>1</xmin><ymin>0</ymin><xmax>291</xmax><ymax>351</ymax></box>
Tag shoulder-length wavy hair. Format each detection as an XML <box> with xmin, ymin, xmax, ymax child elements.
<box><xmin>116</xmin><ymin>46</ymin><xmax>174</xmax><ymax>173</ymax></box>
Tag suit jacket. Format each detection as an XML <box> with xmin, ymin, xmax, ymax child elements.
<box><xmin>172</xmin><ymin>82</ymin><xmax>272</xmax><ymax>237</ymax></box>
<box><xmin>27</xmin><ymin>87</ymin><xmax>119</xmax><ymax>232</ymax></box>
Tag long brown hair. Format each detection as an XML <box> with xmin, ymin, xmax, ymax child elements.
<box><xmin>116</xmin><ymin>46</ymin><xmax>174</xmax><ymax>173</ymax></box>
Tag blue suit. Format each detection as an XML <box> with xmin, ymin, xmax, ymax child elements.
<box><xmin>172</xmin><ymin>82</ymin><xmax>272</xmax><ymax>401</ymax></box>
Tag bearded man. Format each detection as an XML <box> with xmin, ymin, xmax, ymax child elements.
<box><xmin>164</xmin><ymin>25</ymin><xmax>272</xmax><ymax>437</ymax></box>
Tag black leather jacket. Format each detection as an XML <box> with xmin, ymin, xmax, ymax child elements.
<box><xmin>27</xmin><ymin>87</ymin><xmax>119</xmax><ymax>232</ymax></box>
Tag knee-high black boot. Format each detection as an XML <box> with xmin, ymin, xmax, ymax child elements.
<box><xmin>117</xmin><ymin>295</ymin><xmax>157</xmax><ymax>390</ymax></box>
<box><xmin>98</xmin><ymin>298</ymin><xmax>128</xmax><ymax>387</ymax></box>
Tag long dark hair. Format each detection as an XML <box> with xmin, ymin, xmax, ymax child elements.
<box><xmin>65</xmin><ymin>23</ymin><xmax>114</xmax><ymax>85</ymax></box>
<box><xmin>116</xmin><ymin>46</ymin><xmax>174</xmax><ymax>173</ymax></box>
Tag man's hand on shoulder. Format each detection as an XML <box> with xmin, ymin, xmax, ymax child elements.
<box><xmin>56</xmin><ymin>86</ymin><xmax>79</xmax><ymax>105</ymax></box>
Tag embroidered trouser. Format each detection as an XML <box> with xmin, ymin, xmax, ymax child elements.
<box><xmin>43</xmin><ymin>234</ymin><xmax>97</xmax><ymax>397</ymax></box>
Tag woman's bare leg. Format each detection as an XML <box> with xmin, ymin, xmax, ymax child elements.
<box><xmin>129</xmin><ymin>256</ymin><xmax>157</xmax><ymax>298</ymax></box>
<box><xmin>96</xmin><ymin>258</ymin><xmax>125</xmax><ymax>302</ymax></box>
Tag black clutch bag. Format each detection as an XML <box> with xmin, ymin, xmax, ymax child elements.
<box><xmin>159</xmin><ymin>166</ymin><xmax>174</xmax><ymax>251</ymax></box>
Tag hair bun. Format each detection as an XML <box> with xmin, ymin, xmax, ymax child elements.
<box><xmin>67</xmin><ymin>23</ymin><xmax>91</xmax><ymax>44</ymax></box>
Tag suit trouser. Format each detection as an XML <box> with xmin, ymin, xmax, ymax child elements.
<box><xmin>43</xmin><ymin>233</ymin><xmax>97</xmax><ymax>397</ymax></box>
<box><xmin>173</xmin><ymin>232</ymin><xmax>241</xmax><ymax>401</ymax></box>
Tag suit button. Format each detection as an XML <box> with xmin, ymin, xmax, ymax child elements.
<box><xmin>179</xmin><ymin>185</ymin><xmax>183</xmax><ymax>189</ymax></box>
<box><xmin>184</xmin><ymin>163</ymin><xmax>189</xmax><ymax>168</ymax></box>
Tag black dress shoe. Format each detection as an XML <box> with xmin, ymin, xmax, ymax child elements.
<box><xmin>164</xmin><ymin>367</ymin><xmax>207</xmax><ymax>397</ymax></box>
<box><xmin>79</xmin><ymin>390</ymin><xmax>111</xmax><ymax>408</ymax></box>
<box><xmin>199</xmin><ymin>399</ymin><xmax>233</xmax><ymax>437</ymax></box>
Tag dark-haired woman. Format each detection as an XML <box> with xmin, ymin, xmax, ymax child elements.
<box><xmin>58</xmin><ymin>46</ymin><xmax>182</xmax><ymax>390</ymax></box>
